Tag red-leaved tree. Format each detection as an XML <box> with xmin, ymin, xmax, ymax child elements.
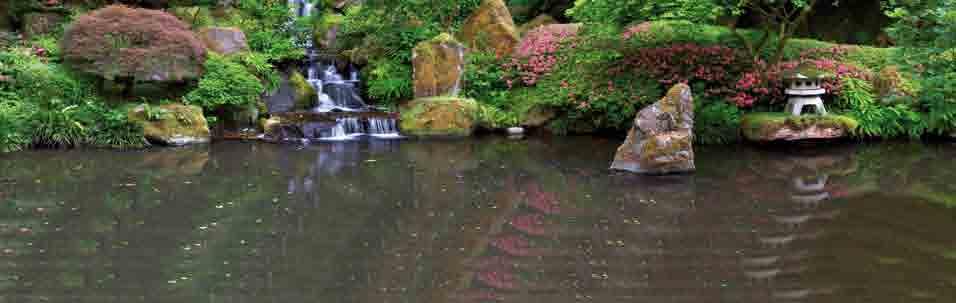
<box><xmin>61</xmin><ymin>5</ymin><xmax>206</xmax><ymax>95</ymax></box>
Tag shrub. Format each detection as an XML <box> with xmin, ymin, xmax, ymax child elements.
<box><xmin>0</xmin><ymin>95</ymin><xmax>34</xmax><ymax>153</ymax></box>
<box><xmin>184</xmin><ymin>54</ymin><xmax>265</xmax><ymax>112</ymax></box>
<box><xmin>365</xmin><ymin>59</ymin><xmax>413</xmax><ymax>107</ymax></box>
<box><xmin>61</xmin><ymin>5</ymin><xmax>207</xmax><ymax>88</ymax></box>
<box><xmin>463</xmin><ymin>50</ymin><xmax>510</xmax><ymax>108</ymax></box>
<box><xmin>504</xmin><ymin>24</ymin><xmax>580</xmax><ymax>86</ymax></box>
<box><xmin>695</xmin><ymin>100</ymin><xmax>741</xmax><ymax>144</ymax></box>
<box><xmin>839</xmin><ymin>77</ymin><xmax>925</xmax><ymax>139</ymax></box>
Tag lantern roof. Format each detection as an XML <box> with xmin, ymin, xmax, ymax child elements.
<box><xmin>783</xmin><ymin>63</ymin><xmax>831</xmax><ymax>80</ymax></box>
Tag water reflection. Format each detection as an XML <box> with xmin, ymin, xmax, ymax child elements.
<box><xmin>0</xmin><ymin>139</ymin><xmax>954</xmax><ymax>302</ymax></box>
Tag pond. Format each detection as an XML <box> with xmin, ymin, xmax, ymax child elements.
<box><xmin>1</xmin><ymin>137</ymin><xmax>955</xmax><ymax>302</ymax></box>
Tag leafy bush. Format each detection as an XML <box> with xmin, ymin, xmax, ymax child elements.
<box><xmin>839</xmin><ymin>77</ymin><xmax>925</xmax><ymax>139</ymax></box>
<box><xmin>463</xmin><ymin>50</ymin><xmax>511</xmax><ymax>108</ymax></box>
<box><xmin>62</xmin><ymin>5</ymin><xmax>207</xmax><ymax>83</ymax></box>
<box><xmin>0</xmin><ymin>95</ymin><xmax>34</xmax><ymax>153</ymax></box>
<box><xmin>365</xmin><ymin>59</ymin><xmax>413</xmax><ymax>107</ymax></box>
<box><xmin>567</xmin><ymin>0</ymin><xmax>719</xmax><ymax>26</ymax></box>
<box><xmin>184</xmin><ymin>54</ymin><xmax>265</xmax><ymax>112</ymax></box>
<box><xmin>695</xmin><ymin>100</ymin><xmax>741</xmax><ymax>144</ymax></box>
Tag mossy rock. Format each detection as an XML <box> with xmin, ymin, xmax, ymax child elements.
<box><xmin>399</xmin><ymin>97</ymin><xmax>479</xmax><ymax>137</ymax></box>
<box><xmin>518</xmin><ymin>14</ymin><xmax>557</xmax><ymax>34</ymax></box>
<box><xmin>288</xmin><ymin>71</ymin><xmax>316</xmax><ymax>110</ymax></box>
<box><xmin>412</xmin><ymin>33</ymin><xmax>465</xmax><ymax>98</ymax></box>
<box><xmin>128</xmin><ymin>103</ymin><xmax>210</xmax><ymax>146</ymax></box>
<box><xmin>741</xmin><ymin>112</ymin><xmax>858</xmax><ymax>142</ymax></box>
<box><xmin>459</xmin><ymin>0</ymin><xmax>520</xmax><ymax>57</ymax></box>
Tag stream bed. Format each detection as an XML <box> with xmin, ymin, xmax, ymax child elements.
<box><xmin>1</xmin><ymin>137</ymin><xmax>954</xmax><ymax>302</ymax></box>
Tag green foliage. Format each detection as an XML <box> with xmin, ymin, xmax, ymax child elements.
<box><xmin>185</xmin><ymin>54</ymin><xmax>265</xmax><ymax>112</ymax></box>
<box><xmin>463</xmin><ymin>50</ymin><xmax>511</xmax><ymax>108</ymax></box>
<box><xmin>364</xmin><ymin>59</ymin><xmax>413</xmax><ymax>106</ymax></box>
<box><xmin>218</xmin><ymin>0</ymin><xmax>308</xmax><ymax>62</ymax></box>
<box><xmin>839</xmin><ymin>77</ymin><xmax>926</xmax><ymax>138</ymax></box>
<box><xmin>0</xmin><ymin>95</ymin><xmax>34</xmax><ymax>153</ymax></box>
<box><xmin>233</xmin><ymin>52</ymin><xmax>281</xmax><ymax>92</ymax></box>
<box><xmin>694</xmin><ymin>100</ymin><xmax>741</xmax><ymax>144</ymax></box>
<box><xmin>142</xmin><ymin>103</ymin><xmax>169</xmax><ymax>121</ymax></box>
<box><xmin>919</xmin><ymin>71</ymin><xmax>956</xmax><ymax>135</ymax></box>
<box><xmin>568</xmin><ymin>0</ymin><xmax>721</xmax><ymax>26</ymax></box>
<box><xmin>476</xmin><ymin>104</ymin><xmax>520</xmax><ymax>129</ymax></box>
<box><xmin>30</xmin><ymin>104</ymin><xmax>87</xmax><ymax>148</ymax></box>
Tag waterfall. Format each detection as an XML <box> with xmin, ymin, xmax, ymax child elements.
<box><xmin>368</xmin><ymin>117</ymin><xmax>402</xmax><ymax>139</ymax></box>
<box><xmin>275</xmin><ymin>0</ymin><xmax>402</xmax><ymax>142</ymax></box>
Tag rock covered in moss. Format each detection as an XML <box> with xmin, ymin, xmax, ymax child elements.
<box><xmin>611</xmin><ymin>84</ymin><xmax>695</xmax><ymax>175</ymax></box>
<box><xmin>288</xmin><ymin>71</ymin><xmax>316</xmax><ymax>110</ymax></box>
<box><xmin>460</xmin><ymin>0</ymin><xmax>520</xmax><ymax>57</ymax></box>
<box><xmin>520</xmin><ymin>105</ymin><xmax>556</xmax><ymax>128</ymax></box>
<box><xmin>412</xmin><ymin>33</ymin><xmax>465</xmax><ymax>98</ymax></box>
<box><xmin>199</xmin><ymin>27</ymin><xmax>249</xmax><ymax>55</ymax></box>
<box><xmin>400</xmin><ymin>97</ymin><xmax>478</xmax><ymax>137</ymax></box>
<box><xmin>128</xmin><ymin>104</ymin><xmax>210</xmax><ymax>146</ymax></box>
<box><xmin>741</xmin><ymin>113</ymin><xmax>858</xmax><ymax>142</ymax></box>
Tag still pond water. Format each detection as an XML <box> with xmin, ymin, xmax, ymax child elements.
<box><xmin>0</xmin><ymin>137</ymin><xmax>955</xmax><ymax>302</ymax></box>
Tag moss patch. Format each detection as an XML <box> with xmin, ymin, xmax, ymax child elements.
<box><xmin>399</xmin><ymin>97</ymin><xmax>478</xmax><ymax>137</ymax></box>
<box><xmin>741</xmin><ymin>112</ymin><xmax>858</xmax><ymax>141</ymax></box>
<box><xmin>288</xmin><ymin>71</ymin><xmax>316</xmax><ymax>110</ymax></box>
<box><xmin>128</xmin><ymin>103</ymin><xmax>210</xmax><ymax>146</ymax></box>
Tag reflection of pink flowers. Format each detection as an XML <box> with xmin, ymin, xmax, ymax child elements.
<box><xmin>509</xmin><ymin>213</ymin><xmax>547</xmax><ymax>236</ymax></box>
<box><xmin>477</xmin><ymin>268</ymin><xmax>519</xmax><ymax>290</ymax></box>
<box><xmin>525</xmin><ymin>183</ymin><xmax>561</xmax><ymax>214</ymax></box>
<box><xmin>491</xmin><ymin>234</ymin><xmax>533</xmax><ymax>256</ymax></box>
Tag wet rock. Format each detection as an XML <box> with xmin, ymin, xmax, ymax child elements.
<box><xmin>611</xmin><ymin>84</ymin><xmax>695</xmax><ymax>175</ymax></box>
<box><xmin>400</xmin><ymin>97</ymin><xmax>478</xmax><ymax>137</ymax></box>
<box><xmin>520</xmin><ymin>105</ymin><xmax>556</xmax><ymax>128</ymax></box>
<box><xmin>288</xmin><ymin>71</ymin><xmax>316</xmax><ymax>110</ymax></box>
<box><xmin>128</xmin><ymin>103</ymin><xmax>211</xmax><ymax>146</ymax></box>
<box><xmin>260</xmin><ymin>116</ymin><xmax>283</xmax><ymax>137</ymax></box>
<box><xmin>741</xmin><ymin>113</ymin><xmax>858</xmax><ymax>142</ymax></box>
<box><xmin>198</xmin><ymin>27</ymin><xmax>249</xmax><ymax>55</ymax></box>
<box><xmin>460</xmin><ymin>0</ymin><xmax>520</xmax><ymax>57</ymax></box>
<box><xmin>412</xmin><ymin>33</ymin><xmax>465</xmax><ymax>98</ymax></box>
<box><xmin>23</xmin><ymin>12</ymin><xmax>65</xmax><ymax>39</ymax></box>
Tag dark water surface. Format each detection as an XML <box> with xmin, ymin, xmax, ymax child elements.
<box><xmin>1</xmin><ymin>137</ymin><xmax>955</xmax><ymax>302</ymax></box>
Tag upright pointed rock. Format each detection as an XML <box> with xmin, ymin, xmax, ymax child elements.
<box><xmin>611</xmin><ymin>84</ymin><xmax>695</xmax><ymax>175</ymax></box>
<box><xmin>412</xmin><ymin>33</ymin><xmax>466</xmax><ymax>98</ymax></box>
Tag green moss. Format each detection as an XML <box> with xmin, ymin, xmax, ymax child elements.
<box><xmin>741</xmin><ymin>112</ymin><xmax>859</xmax><ymax>139</ymax></box>
<box><xmin>288</xmin><ymin>71</ymin><xmax>316</xmax><ymax>110</ymax></box>
<box><xmin>399</xmin><ymin>97</ymin><xmax>478</xmax><ymax>137</ymax></box>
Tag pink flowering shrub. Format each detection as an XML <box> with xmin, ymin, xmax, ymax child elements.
<box><xmin>503</xmin><ymin>24</ymin><xmax>580</xmax><ymax>86</ymax></box>
<box><xmin>614</xmin><ymin>43</ymin><xmax>751</xmax><ymax>96</ymax></box>
<box><xmin>732</xmin><ymin>59</ymin><xmax>869</xmax><ymax>107</ymax></box>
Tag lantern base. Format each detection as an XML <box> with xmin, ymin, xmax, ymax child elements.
<box><xmin>785</xmin><ymin>96</ymin><xmax>827</xmax><ymax>116</ymax></box>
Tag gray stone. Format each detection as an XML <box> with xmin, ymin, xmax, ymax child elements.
<box><xmin>23</xmin><ymin>12</ymin><xmax>65</xmax><ymax>39</ymax></box>
<box><xmin>199</xmin><ymin>27</ymin><xmax>249</xmax><ymax>55</ymax></box>
<box><xmin>611</xmin><ymin>84</ymin><xmax>695</xmax><ymax>175</ymax></box>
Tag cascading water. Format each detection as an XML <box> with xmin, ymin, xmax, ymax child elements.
<box><xmin>281</xmin><ymin>0</ymin><xmax>402</xmax><ymax>141</ymax></box>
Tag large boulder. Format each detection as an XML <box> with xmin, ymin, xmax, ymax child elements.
<box><xmin>412</xmin><ymin>33</ymin><xmax>465</xmax><ymax>98</ymax></box>
<box><xmin>520</xmin><ymin>105</ymin><xmax>556</xmax><ymax>128</ymax></box>
<box><xmin>23</xmin><ymin>12</ymin><xmax>66</xmax><ymax>39</ymax></box>
<box><xmin>611</xmin><ymin>84</ymin><xmax>695</xmax><ymax>175</ymax></box>
<box><xmin>741</xmin><ymin>113</ymin><xmax>858</xmax><ymax>142</ymax></box>
<box><xmin>460</xmin><ymin>0</ymin><xmax>520</xmax><ymax>57</ymax></box>
<box><xmin>128</xmin><ymin>104</ymin><xmax>211</xmax><ymax>146</ymax></box>
<box><xmin>198</xmin><ymin>27</ymin><xmax>249</xmax><ymax>55</ymax></box>
<box><xmin>400</xmin><ymin>97</ymin><xmax>478</xmax><ymax>137</ymax></box>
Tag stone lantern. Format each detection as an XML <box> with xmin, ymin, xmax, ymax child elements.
<box><xmin>783</xmin><ymin>65</ymin><xmax>829</xmax><ymax>116</ymax></box>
